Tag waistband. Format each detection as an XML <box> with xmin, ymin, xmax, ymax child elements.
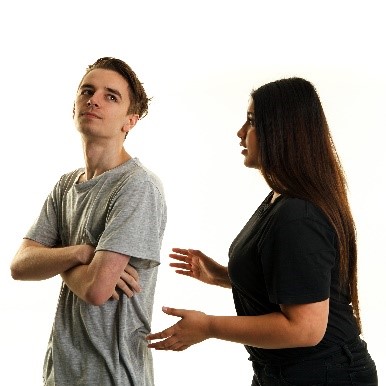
<box><xmin>250</xmin><ymin>336</ymin><xmax>364</xmax><ymax>367</ymax></box>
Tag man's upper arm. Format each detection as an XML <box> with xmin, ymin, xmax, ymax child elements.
<box><xmin>84</xmin><ymin>249</ymin><xmax>131</xmax><ymax>304</ymax></box>
<box><xmin>96</xmin><ymin>180</ymin><xmax>165</xmax><ymax>268</ymax></box>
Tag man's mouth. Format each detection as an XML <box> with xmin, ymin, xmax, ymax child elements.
<box><xmin>81</xmin><ymin>111</ymin><xmax>101</xmax><ymax>119</ymax></box>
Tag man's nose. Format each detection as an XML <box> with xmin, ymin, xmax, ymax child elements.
<box><xmin>86</xmin><ymin>92</ymin><xmax>101</xmax><ymax>107</ymax></box>
<box><xmin>86</xmin><ymin>98</ymin><xmax>99</xmax><ymax>107</ymax></box>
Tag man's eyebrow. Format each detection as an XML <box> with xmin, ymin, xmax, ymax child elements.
<box><xmin>105</xmin><ymin>87</ymin><xmax>122</xmax><ymax>100</ymax></box>
<box><xmin>79</xmin><ymin>84</ymin><xmax>123</xmax><ymax>100</ymax></box>
<box><xmin>247</xmin><ymin>112</ymin><xmax>254</xmax><ymax>117</ymax></box>
<box><xmin>79</xmin><ymin>83</ymin><xmax>94</xmax><ymax>90</ymax></box>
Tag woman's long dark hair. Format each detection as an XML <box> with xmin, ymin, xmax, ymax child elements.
<box><xmin>252</xmin><ymin>77</ymin><xmax>361</xmax><ymax>331</ymax></box>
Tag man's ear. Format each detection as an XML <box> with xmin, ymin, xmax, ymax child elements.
<box><xmin>123</xmin><ymin>114</ymin><xmax>140</xmax><ymax>134</ymax></box>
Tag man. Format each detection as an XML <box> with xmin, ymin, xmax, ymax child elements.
<box><xmin>10</xmin><ymin>57</ymin><xmax>167</xmax><ymax>385</ymax></box>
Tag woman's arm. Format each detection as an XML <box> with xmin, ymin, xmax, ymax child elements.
<box><xmin>147</xmin><ymin>299</ymin><xmax>329</xmax><ymax>351</ymax></box>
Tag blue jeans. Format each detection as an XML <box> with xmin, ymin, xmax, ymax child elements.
<box><xmin>251</xmin><ymin>338</ymin><xmax>377</xmax><ymax>385</ymax></box>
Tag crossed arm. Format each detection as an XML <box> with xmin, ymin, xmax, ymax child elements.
<box><xmin>10</xmin><ymin>239</ymin><xmax>140</xmax><ymax>306</ymax></box>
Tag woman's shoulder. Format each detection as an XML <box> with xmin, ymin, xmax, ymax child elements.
<box><xmin>274</xmin><ymin>196</ymin><xmax>329</xmax><ymax>226</ymax></box>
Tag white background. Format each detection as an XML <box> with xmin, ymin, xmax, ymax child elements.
<box><xmin>1</xmin><ymin>0</ymin><xmax>385</xmax><ymax>385</ymax></box>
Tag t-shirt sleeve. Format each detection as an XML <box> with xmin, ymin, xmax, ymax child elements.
<box><xmin>96</xmin><ymin>180</ymin><xmax>166</xmax><ymax>269</ymax></box>
<box><xmin>25</xmin><ymin>186</ymin><xmax>60</xmax><ymax>247</ymax></box>
<box><xmin>262</xmin><ymin>215</ymin><xmax>336</xmax><ymax>305</ymax></box>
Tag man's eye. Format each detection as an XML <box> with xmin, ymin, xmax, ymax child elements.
<box><xmin>107</xmin><ymin>94</ymin><xmax>118</xmax><ymax>102</ymax></box>
<box><xmin>80</xmin><ymin>89</ymin><xmax>92</xmax><ymax>96</ymax></box>
<box><xmin>248</xmin><ymin>118</ymin><xmax>255</xmax><ymax>126</ymax></box>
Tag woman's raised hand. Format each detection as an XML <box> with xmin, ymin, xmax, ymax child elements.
<box><xmin>169</xmin><ymin>248</ymin><xmax>231</xmax><ymax>288</ymax></box>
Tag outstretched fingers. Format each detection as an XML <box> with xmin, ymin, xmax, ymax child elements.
<box><xmin>171</xmin><ymin>247</ymin><xmax>190</xmax><ymax>256</ymax></box>
<box><xmin>146</xmin><ymin>307</ymin><xmax>191</xmax><ymax>351</ymax></box>
<box><xmin>169</xmin><ymin>262</ymin><xmax>191</xmax><ymax>269</ymax></box>
<box><xmin>147</xmin><ymin>327</ymin><xmax>172</xmax><ymax>343</ymax></box>
<box><xmin>146</xmin><ymin>324</ymin><xmax>180</xmax><ymax>350</ymax></box>
<box><xmin>169</xmin><ymin>253</ymin><xmax>192</xmax><ymax>263</ymax></box>
<box><xmin>169</xmin><ymin>248</ymin><xmax>194</xmax><ymax>276</ymax></box>
<box><xmin>146</xmin><ymin>328</ymin><xmax>188</xmax><ymax>351</ymax></box>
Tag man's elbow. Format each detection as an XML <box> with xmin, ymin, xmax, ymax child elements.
<box><xmin>10</xmin><ymin>262</ymin><xmax>26</xmax><ymax>281</ymax></box>
<box><xmin>10</xmin><ymin>267</ymin><xmax>20</xmax><ymax>280</ymax></box>
<box><xmin>84</xmin><ymin>286</ymin><xmax>112</xmax><ymax>306</ymax></box>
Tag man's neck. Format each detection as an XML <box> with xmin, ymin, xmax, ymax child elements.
<box><xmin>80</xmin><ymin>140</ymin><xmax>131</xmax><ymax>181</ymax></box>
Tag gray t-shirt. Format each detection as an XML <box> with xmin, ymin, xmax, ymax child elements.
<box><xmin>26</xmin><ymin>158</ymin><xmax>167</xmax><ymax>386</ymax></box>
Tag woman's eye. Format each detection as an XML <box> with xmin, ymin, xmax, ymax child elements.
<box><xmin>248</xmin><ymin>118</ymin><xmax>255</xmax><ymax>126</ymax></box>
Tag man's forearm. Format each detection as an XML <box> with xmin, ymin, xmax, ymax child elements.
<box><xmin>61</xmin><ymin>265</ymin><xmax>94</xmax><ymax>303</ymax></box>
<box><xmin>11</xmin><ymin>243</ymin><xmax>88</xmax><ymax>281</ymax></box>
<box><xmin>61</xmin><ymin>250</ymin><xmax>129</xmax><ymax>306</ymax></box>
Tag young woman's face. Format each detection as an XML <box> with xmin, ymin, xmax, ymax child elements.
<box><xmin>237</xmin><ymin>98</ymin><xmax>260</xmax><ymax>169</ymax></box>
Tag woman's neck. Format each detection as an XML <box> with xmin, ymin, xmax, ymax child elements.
<box><xmin>270</xmin><ymin>191</ymin><xmax>281</xmax><ymax>204</ymax></box>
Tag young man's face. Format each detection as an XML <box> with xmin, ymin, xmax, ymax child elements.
<box><xmin>74</xmin><ymin>68</ymin><xmax>138</xmax><ymax>139</ymax></box>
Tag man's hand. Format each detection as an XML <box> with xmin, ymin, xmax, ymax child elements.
<box><xmin>111</xmin><ymin>263</ymin><xmax>141</xmax><ymax>300</ymax></box>
<box><xmin>76</xmin><ymin>244</ymin><xmax>96</xmax><ymax>264</ymax></box>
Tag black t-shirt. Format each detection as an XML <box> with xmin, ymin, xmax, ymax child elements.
<box><xmin>228</xmin><ymin>192</ymin><xmax>359</xmax><ymax>364</ymax></box>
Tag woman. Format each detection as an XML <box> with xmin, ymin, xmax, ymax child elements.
<box><xmin>147</xmin><ymin>78</ymin><xmax>378</xmax><ymax>385</ymax></box>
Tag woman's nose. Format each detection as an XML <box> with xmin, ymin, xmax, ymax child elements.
<box><xmin>237</xmin><ymin>125</ymin><xmax>245</xmax><ymax>138</ymax></box>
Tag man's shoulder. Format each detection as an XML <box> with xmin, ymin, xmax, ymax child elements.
<box><xmin>55</xmin><ymin>168</ymin><xmax>84</xmax><ymax>190</ymax></box>
<box><xmin>121</xmin><ymin>158</ymin><xmax>165</xmax><ymax>193</ymax></box>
